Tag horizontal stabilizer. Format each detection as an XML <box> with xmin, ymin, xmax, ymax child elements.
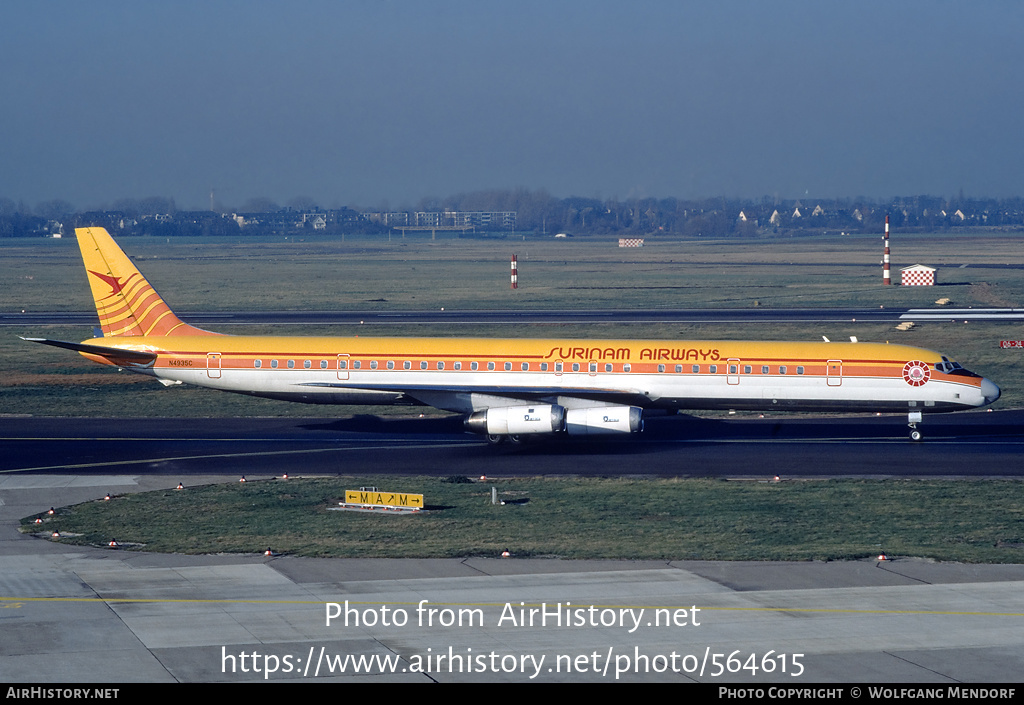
<box><xmin>21</xmin><ymin>337</ymin><xmax>158</xmax><ymax>364</ymax></box>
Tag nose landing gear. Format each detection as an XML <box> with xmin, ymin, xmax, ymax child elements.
<box><xmin>908</xmin><ymin>410</ymin><xmax>923</xmax><ymax>442</ymax></box>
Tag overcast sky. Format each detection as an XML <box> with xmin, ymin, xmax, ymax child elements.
<box><xmin>3</xmin><ymin>1</ymin><xmax>1022</xmax><ymax>210</ymax></box>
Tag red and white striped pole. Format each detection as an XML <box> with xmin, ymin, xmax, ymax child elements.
<box><xmin>883</xmin><ymin>215</ymin><xmax>891</xmax><ymax>285</ymax></box>
<box><xmin>511</xmin><ymin>254</ymin><xmax>518</xmax><ymax>289</ymax></box>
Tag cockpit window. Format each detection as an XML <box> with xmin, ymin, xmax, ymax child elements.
<box><xmin>934</xmin><ymin>360</ymin><xmax>977</xmax><ymax>377</ymax></box>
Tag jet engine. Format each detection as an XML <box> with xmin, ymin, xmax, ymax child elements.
<box><xmin>464</xmin><ymin>404</ymin><xmax>566</xmax><ymax>436</ymax></box>
<box><xmin>565</xmin><ymin>406</ymin><xmax>643</xmax><ymax>436</ymax></box>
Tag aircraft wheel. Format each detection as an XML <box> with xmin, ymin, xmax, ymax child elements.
<box><xmin>508</xmin><ymin>435</ymin><xmax>524</xmax><ymax>445</ymax></box>
<box><xmin>486</xmin><ymin>434</ymin><xmax>505</xmax><ymax>445</ymax></box>
<box><xmin>909</xmin><ymin>429</ymin><xmax>923</xmax><ymax>442</ymax></box>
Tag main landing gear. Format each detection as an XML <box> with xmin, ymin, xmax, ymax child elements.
<box><xmin>908</xmin><ymin>410</ymin><xmax>923</xmax><ymax>442</ymax></box>
<box><xmin>487</xmin><ymin>434</ymin><xmax>524</xmax><ymax>445</ymax></box>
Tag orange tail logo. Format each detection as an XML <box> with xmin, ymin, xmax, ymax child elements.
<box><xmin>77</xmin><ymin>227</ymin><xmax>218</xmax><ymax>338</ymax></box>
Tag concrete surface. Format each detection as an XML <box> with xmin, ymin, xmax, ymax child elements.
<box><xmin>2</xmin><ymin>474</ymin><xmax>1023</xmax><ymax>683</ymax></box>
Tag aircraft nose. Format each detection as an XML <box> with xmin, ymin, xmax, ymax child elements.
<box><xmin>981</xmin><ymin>378</ymin><xmax>1001</xmax><ymax>405</ymax></box>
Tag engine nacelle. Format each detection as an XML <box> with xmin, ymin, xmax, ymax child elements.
<box><xmin>465</xmin><ymin>404</ymin><xmax>566</xmax><ymax>435</ymax></box>
<box><xmin>565</xmin><ymin>406</ymin><xmax>643</xmax><ymax>436</ymax></box>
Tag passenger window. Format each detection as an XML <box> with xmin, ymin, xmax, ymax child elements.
<box><xmin>797</xmin><ymin>366</ymin><xmax>804</xmax><ymax>375</ymax></box>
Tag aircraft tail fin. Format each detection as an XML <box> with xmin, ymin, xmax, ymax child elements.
<box><xmin>75</xmin><ymin>227</ymin><xmax>218</xmax><ymax>337</ymax></box>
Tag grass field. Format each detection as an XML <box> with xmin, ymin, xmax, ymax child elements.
<box><xmin>6</xmin><ymin>230</ymin><xmax>1024</xmax><ymax>312</ymax></box>
<box><xmin>21</xmin><ymin>475</ymin><xmax>1024</xmax><ymax>563</ymax></box>
<box><xmin>2</xmin><ymin>231</ymin><xmax>1021</xmax><ymax>415</ymax></box>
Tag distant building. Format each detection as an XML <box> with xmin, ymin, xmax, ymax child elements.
<box><xmin>302</xmin><ymin>214</ymin><xmax>327</xmax><ymax>230</ymax></box>
<box><xmin>362</xmin><ymin>212</ymin><xmax>410</xmax><ymax>226</ymax></box>
<box><xmin>415</xmin><ymin>211</ymin><xmax>442</xmax><ymax>227</ymax></box>
<box><xmin>449</xmin><ymin>211</ymin><xmax>517</xmax><ymax>229</ymax></box>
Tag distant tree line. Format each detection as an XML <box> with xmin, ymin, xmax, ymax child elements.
<box><xmin>3</xmin><ymin>191</ymin><xmax>1024</xmax><ymax>239</ymax></box>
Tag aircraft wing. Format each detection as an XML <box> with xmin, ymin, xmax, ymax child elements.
<box><xmin>297</xmin><ymin>381</ymin><xmax>650</xmax><ymax>411</ymax></box>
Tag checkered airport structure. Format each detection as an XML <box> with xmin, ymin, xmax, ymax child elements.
<box><xmin>901</xmin><ymin>265</ymin><xmax>936</xmax><ymax>286</ymax></box>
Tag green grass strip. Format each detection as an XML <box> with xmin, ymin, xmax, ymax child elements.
<box><xmin>21</xmin><ymin>476</ymin><xmax>1024</xmax><ymax>563</ymax></box>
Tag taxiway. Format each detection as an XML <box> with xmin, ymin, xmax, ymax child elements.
<box><xmin>2</xmin><ymin>412</ymin><xmax>1023</xmax><ymax>683</ymax></box>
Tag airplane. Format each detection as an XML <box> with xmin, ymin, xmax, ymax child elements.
<box><xmin>25</xmin><ymin>226</ymin><xmax>1000</xmax><ymax>443</ymax></box>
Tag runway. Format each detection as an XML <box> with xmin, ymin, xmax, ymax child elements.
<box><xmin>2</xmin><ymin>411</ymin><xmax>1023</xmax><ymax>684</ymax></box>
<box><xmin>6</xmin><ymin>306</ymin><xmax>1024</xmax><ymax>327</ymax></box>
<box><xmin>2</xmin><ymin>410</ymin><xmax>1022</xmax><ymax>478</ymax></box>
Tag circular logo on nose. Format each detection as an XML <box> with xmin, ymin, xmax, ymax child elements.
<box><xmin>902</xmin><ymin>360</ymin><xmax>931</xmax><ymax>386</ymax></box>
